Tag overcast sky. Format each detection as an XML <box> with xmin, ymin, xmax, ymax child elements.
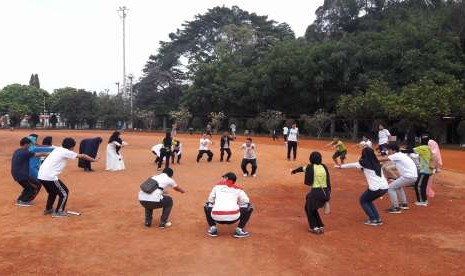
<box><xmin>0</xmin><ymin>0</ymin><xmax>324</xmax><ymax>94</ymax></box>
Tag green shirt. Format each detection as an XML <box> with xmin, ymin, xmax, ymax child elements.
<box><xmin>414</xmin><ymin>145</ymin><xmax>432</xmax><ymax>174</ymax></box>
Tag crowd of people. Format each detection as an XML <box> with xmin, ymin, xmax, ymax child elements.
<box><xmin>9</xmin><ymin>123</ymin><xmax>443</xmax><ymax>237</ymax></box>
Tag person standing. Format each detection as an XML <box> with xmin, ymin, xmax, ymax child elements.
<box><xmin>138</xmin><ymin>168</ymin><xmax>186</xmax><ymax>228</ymax></box>
<box><xmin>378</xmin><ymin>124</ymin><xmax>391</xmax><ymax>156</ymax></box>
<box><xmin>413</xmin><ymin>136</ymin><xmax>434</xmax><ymax>206</ymax></box>
<box><xmin>78</xmin><ymin>137</ymin><xmax>103</xmax><ymax>172</ymax></box>
<box><xmin>283</xmin><ymin>125</ymin><xmax>289</xmax><ymax>143</ymax></box>
<box><xmin>379</xmin><ymin>144</ymin><xmax>418</xmax><ymax>213</ymax></box>
<box><xmin>337</xmin><ymin>147</ymin><xmax>389</xmax><ymax>226</ymax></box>
<box><xmin>158</xmin><ymin>132</ymin><xmax>173</xmax><ymax>170</ymax></box>
<box><xmin>105</xmin><ymin>131</ymin><xmax>127</xmax><ymax>171</ymax></box>
<box><xmin>11</xmin><ymin>137</ymin><xmax>49</xmax><ymax>206</ymax></box>
<box><xmin>287</xmin><ymin>123</ymin><xmax>299</xmax><ymax>160</ymax></box>
<box><xmin>240</xmin><ymin>138</ymin><xmax>258</xmax><ymax>177</ymax></box>
<box><xmin>38</xmin><ymin>138</ymin><xmax>98</xmax><ymax>217</ymax></box>
<box><xmin>204</xmin><ymin>172</ymin><xmax>253</xmax><ymax>238</ymax></box>
<box><xmin>197</xmin><ymin>133</ymin><xmax>214</xmax><ymax>162</ymax></box>
<box><xmin>291</xmin><ymin>151</ymin><xmax>331</xmax><ymax>234</ymax></box>
<box><xmin>220</xmin><ymin>131</ymin><xmax>235</xmax><ymax>162</ymax></box>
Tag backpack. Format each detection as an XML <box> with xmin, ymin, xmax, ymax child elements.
<box><xmin>140</xmin><ymin>177</ymin><xmax>161</xmax><ymax>194</ymax></box>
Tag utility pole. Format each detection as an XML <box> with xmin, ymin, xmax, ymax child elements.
<box><xmin>117</xmin><ymin>6</ymin><xmax>128</xmax><ymax>98</ymax></box>
<box><xmin>128</xmin><ymin>74</ymin><xmax>134</xmax><ymax>128</ymax></box>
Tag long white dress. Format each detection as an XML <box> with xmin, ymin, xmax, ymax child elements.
<box><xmin>106</xmin><ymin>141</ymin><xmax>127</xmax><ymax>171</ymax></box>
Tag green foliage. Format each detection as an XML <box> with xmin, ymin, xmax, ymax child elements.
<box><xmin>300</xmin><ymin>109</ymin><xmax>334</xmax><ymax>138</ymax></box>
<box><xmin>257</xmin><ymin>110</ymin><xmax>285</xmax><ymax>133</ymax></box>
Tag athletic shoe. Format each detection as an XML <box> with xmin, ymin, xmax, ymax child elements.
<box><xmin>414</xmin><ymin>201</ymin><xmax>428</xmax><ymax>207</ymax></box>
<box><xmin>207</xmin><ymin>226</ymin><xmax>218</xmax><ymax>237</ymax></box>
<box><xmin>385</xmin><ymin>207</ymin><xmax>402</xmax><ymax>214</ymax></box>
<box><xmin>51</xmin><ymin>211</ymin><xmax>68</xmax><ymax>218</ymax></box>
<box><xmin>399</xmin><ymin>203</ymin><xmax>410</xmax><ymax>210</ymax></box>
<box><xmin>43</xmin><ymin>209</ymin><xmax>53</xmax><ymax>215</ymax></box>
<box><xmin>15</xmin><ymin>200</ymin><xmax>33</xmax><ymax>207</ymax></box>
<box><xmin>159</xmin><ymin>221</ymin><xmax>172</xmax><ymax>228</ymax></box>
<box><xmin>233</xmin><ymin>228</ymin><xmax>250</xmax><ymax>238</ymax></box>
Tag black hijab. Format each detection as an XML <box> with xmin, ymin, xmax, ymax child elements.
<box><xmin>359</xmin><ymin>147</ymin><xmax>382</xmax><ymax>177</ymax></box>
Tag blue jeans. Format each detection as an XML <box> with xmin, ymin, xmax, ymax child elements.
<box><xmin>360</xmin><ymin>189</ymin><xmax>387</xmax><ymax>221</ymax></box>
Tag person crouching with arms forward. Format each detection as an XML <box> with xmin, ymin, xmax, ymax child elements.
<box><xmin>204</xmin><ymin>172</ymin><xmax>254</xmax><ymax>238</ymax></box>
<box><xmin>291</xmin><ymin>151</ymin><xmax>331</xmax><ymax>235</ymax></box>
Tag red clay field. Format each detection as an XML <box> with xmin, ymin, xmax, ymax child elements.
<box><xmin>1</xmin><ymin>129</ymin><xmax>465</xmax><ymax>275</ymax></box>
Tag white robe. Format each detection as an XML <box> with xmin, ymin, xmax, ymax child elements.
<box><xmin>106</xmin><ymin>141</ymin><xmax>126</xmax><ymax>171</ymax></box>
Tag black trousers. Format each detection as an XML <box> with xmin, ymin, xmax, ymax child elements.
<box><xmin>16</xmin><ymin>179</ymin><xmax>40</xmax><ymax>202</ymax></box>
<box><xmin>197</xmin><ymin>150</ymin><xmax>213</xmax><ymax>162</ymax></box>
<box><xmin>415</xmin><ymin>174</ymin><xmax>430</xmax><ymax>202</ymax></box>
<box><xmin>204</xmin><ymin>203</ymin><xmax>253</xmax><ymax>229</ymax></box>
<box><xmin>287</xmin><ymin>141</ymin><xmax>298</xmax><ymax>160</ymax></box>
<box><xmin>220</xmin><ymin>148</ymin><xmax>232</xmax><ymax>161</ymax></box>
<box><xmin>140</xmin><ymin>196</ymin><xmax>173</xmax><ymax>224</ymax></box>
<box><xmin>171</xmin><ymin>151</ymin><xmax>182</xmax><ymax>164</ymax></box>
<box><xmin>305</xmin><ymin>188</ymin><xmax>330</xmax><ymax>229</ymax></box>
<box><xmin>158</xmin><ymin>149</ymin><xmax>171</xmax><ymax>169</ymax></box>
<box><xmin>40</xmin><ymin>179</ymin><xmax>69</xmax><ymax>212</ymax></box>
<box><xmin>241</xmin><ymin>159</ymin><xmax>257</xmax><ymax>175</ymax></box>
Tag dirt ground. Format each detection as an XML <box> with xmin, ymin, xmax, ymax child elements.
<box><xmin>1</xmin><ymin>129</ymin><xmax>464</xmax><ymax>275</ymax></box>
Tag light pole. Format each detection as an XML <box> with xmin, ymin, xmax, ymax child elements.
<box><xmin>128</xmin><ymin>74</ymin><xmax>134</xmax><ymax>129</ymax></box>
<box><xmin>117</xmin><ymin>6</ymin><xmax>128</xmax><ymax>99</ymax></box>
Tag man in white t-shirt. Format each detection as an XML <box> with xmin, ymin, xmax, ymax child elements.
<box><xmin>240</xmin><ymin>137</ymin><xmax>257</xmax><ymax>177</ymax></box>
<box><xmin>379</xmin><ymin>144</ymin><xmax>418</xmax><ymax>214</ymax></box>
<box><xmin>196</xmin><ymin>133</ymin><xmax>213</xmax><ymax>162</ymax></box>
<box><xmin>204</xmin><ymin>172</ymin><xmax>253</xmax><ymax>238</ymax></box>
<box><xmin>138</xmin><ymin>168</ymin><xmax>186</xmax><ymax>228</ymax></box>
<box><xmin>378</xmin><ymin>124</ymin><xmax>391</xmax><ymax>156</ymax></box>
<box><xmin>287</xmin><ymin>123</ymin><xmax>299</xmax><ymax>160</ymax></box>
<box><xmin>283</xmin><ymin>125</ymin><xmax>289</xmax><ymax>142</ymax></box>
<box><xmin>38</xmin><ymin>138</ymin><xmax>98</xmax><ymax>217</ymax></box>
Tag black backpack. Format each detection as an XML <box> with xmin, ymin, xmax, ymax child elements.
<box><xmin>140</xmin><ymin>177</ymin><xmax>162</xmax><ymax>194</ymax></box>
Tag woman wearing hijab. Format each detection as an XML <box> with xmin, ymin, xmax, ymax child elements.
<box><xmin>337</xmin><ymin>147</ymin><xmax>389</xmax><ymax>226</ymax></box>
<box><xmin>427</xmin><ymin>139</ymin><xmax>442</xmax><ymax>198</ymax></box>
<box><xmin>291</xmin><ymin>151</ymin><xmax>331</xmax><ymax>235</ymax></box>
<box><xmin>78</xmin><ymin>137</ymin><xmax>103</xmax><ymax>171</ymax></box>
<box><xmin>106</xmin><ymin>131</ymin><xmax>127</xmax><ymax>171</ymax></box>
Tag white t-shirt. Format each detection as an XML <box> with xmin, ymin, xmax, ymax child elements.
<box><xmin>378</xmin><ymin>129</ymin><xmax>391</xmax><ymax>145</ymax></box>
<box><xmin>341</xmin><ymin>162</ymin><xmax>389</xmax><ymax>191</ymax></box>
<box><xmin>388</xmin><ymin>152</ymin><xmax>418</xmax><ymax>178</ymax></box>
<box><xmin>199</xmin><ymin>138</ymin><xmax>212</xmax><ymax>151</ymax></box>
<box><xmin>38</xmin><ymin>147</ymin><xmax>78</xmax><ymax>181</ymax></box>
<box><xmin>151</xmin><ymin>144</ymin><xmax>163</xmax><ymax>156</ymax></box>
<box><xmin>288</xmin><ymin>127</ymin><xmax>299</xmax><ymax>142</ymax></box>
<box><xmin>241</xmin><ymin>143</ymin><xmax>256</xmax><ymax>159</ymax></box>
<box><xmin>283</xmin><ymin>127</ymin><xmax>289</xmax><ymax>135</ymax></box>
<box><xmin>138</xmin><ymin>173</ymin><xmax>177</xmax><ymax>202</ymax></box>
<box><xmin>359</xmin><ymin>140</ymin><xmax>373</xmax><ymax>148</ymax></box>
<box><xmin>208</xmin><ymin>184</ymin><xmax>249</xmax><ymax>221</ymax></box>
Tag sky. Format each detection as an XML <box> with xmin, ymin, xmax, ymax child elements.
<box><xmin>0</xmin><ymin>0</ymin><xmax>324</xmax><ymax>94</ymax></box>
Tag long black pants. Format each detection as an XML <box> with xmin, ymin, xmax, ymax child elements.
<box><xmin>220</xmin><ymin>148</ymin><xmax>232</xmax><ymax>162</ymax></box>
<box><xmin>40</xmin><ymin>179</ymin><xmax>69</xmax><ymax>212</ymax></box>
<box><xmin>305</xmin><ymin>189</ymin><xmax>330</xmax><ymax>229</ymax></box>
<box><xmin>287</xmin><ymin>141</ymin><xmax>297</xmax><ymax>160</ymax></box>
<box><xmin>197</xmin><ymin>150</ymin><xmax>213</xmax><ymax>162</ymax></box>
<box><xmin>415</xmin><ymin>174</ymin><xmax>430</xmax><ymax>202</ymax></box>
<box><xmin>158</xmin><ymin>149</ymin><xmax>171</xmax><ymax>169</ymax></box>
<box><xmin>17</xmin><ymin>179</ymin><xmax>40</xmax><ymax>202</ymax></box>
<box><xmin>241</xmin><ymin>159</ymin><xmax>257</xmax><ymax>175</ymax></box>
<box><xmin>204</xmin><ymin>203</ymin><xmax>253</xmax><ymax>229</ymax></box>
<box><xmin>140</xmin><ymin>196</ymin><xmax>173</xmax><ymax>224</ymax></box>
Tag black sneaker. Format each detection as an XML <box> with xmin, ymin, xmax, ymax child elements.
<box><xmin>399</xmin><ymin>203</ymin><xmax>409</xmax><ymax>210</ymax></box>
<box><xmin>385</xmin><ymin>207</ymin><xmax>402</xmax><ymax>214</ymax></box>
